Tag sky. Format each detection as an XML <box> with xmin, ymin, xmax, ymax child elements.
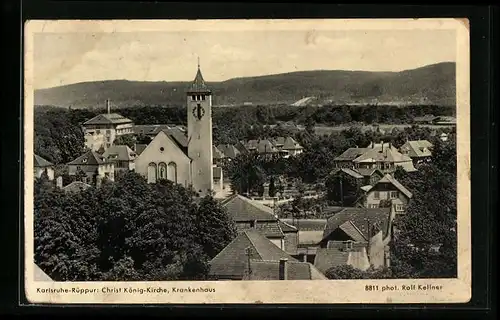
<box><xmin>33</xmin><ymin>29</ymin><xmax>456</xmax><ymax>89</ymax></box>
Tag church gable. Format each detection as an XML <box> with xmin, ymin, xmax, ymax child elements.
<box><xmin>134</xmin><ymin>131</ymin><xmax>192</xmax><ymax>186</ymax></box>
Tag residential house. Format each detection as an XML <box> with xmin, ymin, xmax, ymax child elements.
<box><xmin>400</xmin><ymin>140</ymin><xmax>433</xmax><ymax>166</ymax></box>
<box><xmin>334</xmin><ymin>142</ymin><xmax>417</xmax><ymax>173</ymax></box>
<box><xmin>221</xmin><ymin>194</ymin><xmax>298</xmax><ymax>254</ymax></box>
<box><xmin>61</xmin><ymin>181</ymin><xmax>92</xmax><ymax>193</ymax></box>
<box><xmin>271</xmin><ymin>137</ymin><xmax>304</xmax><ymax>157</ymax></box>
<box><xmin>67</xmin><ymin>150</ymin><xmax>115</xmax><ymax>184</ymax></box>
<box><xmin>133</xmin><ymin>124</ymin><xmax>179</xmax><ymax>137</ymax></box>
<box><xmin>330</xmin><ymin>167</ymin><xmax>385</xmax><ymax>187</ymax></box>
<box><xmin>314</xmin><ymin>240</ymin><xmax>371</xmax><ymax>273</ymax></box>
<box><xmin>245</xmin><ymin>139</ymin><xmax>282</xmax><ymax>157</ymax></box>
<box><xmin>208</xmin><ymin>230</ymin><xmax>326</xmax><ymax>280</ymax></box>
<box><xmin>217</xmin><ymin>144</ymin><xmax>241</xmax><ymax>160</ymax></box>
<box><xmin>81</xmin><ymin>100</ymin><xmax>134</xmax><ymax>150</ymax></box>
<box><xmin>357</xmin><ymin>174</ymin><xmax>413</xmax><ymax>215</ymax></box>
<box><xmin>317</xmin><ymin>207</ymin><xmax>394</xmax><ymax>270</ymax></box>
<box><xmin>213</xmin><ymin>145</ymin><xmax>226</xmax><ymax>165</ymax></box>
<box><xmin>34</xmin><ymin>154</ymin><xmax>55</xmax><ymax>181</ymax></box>
<box><xmin>102</xmin><ymin>145</ymin><xmax>137</xmax><ymax>172</ymax></box>
<box><xmin>280</xmin><ymin>218</ymin><xmax>328</xmax><ymax>264</ymax></box>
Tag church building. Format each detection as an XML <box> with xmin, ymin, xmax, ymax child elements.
<box><xmin>134</xmin><ymin>63</ymin><xmax>219</xmax><ymax>197</ymax></box>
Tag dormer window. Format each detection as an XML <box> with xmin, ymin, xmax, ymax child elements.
<box><xmin>191</xmin><ymin>95</ymin><xmax>196</xmax><ymax>101</ymax></box>
<box><xmin>344</xmin><ymin>241</ymin><xmax>353</xmax><ymax>251</ymax></box>
<box><xmin>201</xmin><ymin>95</ymin><xmax>206</xmax><ymax>101</ymax></box>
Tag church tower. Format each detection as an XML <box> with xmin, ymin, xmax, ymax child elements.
<box><xmin>187</xmin><ymin>60</ymin><xmax>213</xmax><ymax>196</ymax></box>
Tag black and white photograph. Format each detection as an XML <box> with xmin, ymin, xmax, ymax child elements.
<box><xmin>24</xmin><ymin>19</ymin><xmax>471</xmax><ymax>304</ymax></box>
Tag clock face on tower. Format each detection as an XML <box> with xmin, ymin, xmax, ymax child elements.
<box><xmin>192</xmin><ymin>103</ymin><xmax>205</xmax><ymax>120</ymax></box>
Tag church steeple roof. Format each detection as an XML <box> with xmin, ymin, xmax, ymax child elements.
<box><xmin>187</xmin><ymin>59</ymin><xmax>211</xmax><ymax>94</ymax></box>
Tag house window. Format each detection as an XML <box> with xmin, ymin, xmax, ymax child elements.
<box><xmin>167</xmin><ymin>162</ymin><xmax>178</xmax><ymax>183</ymax></box>
<box><xmin>192</xmin><ymin>95</ymin><xmax>196</xmax><ymax>101</ymax></box>
<box><xmin>344</xmin><ymin>241</ymin><xmax>353</xmax><ymax>250</ymax></box>
<box><xmin>396</xmin><ymin>204</ymin><xmax>405</xmax><ymax>212</ymax></box>
<box><xmin>369</xmin><ymin>204</ymin><xmax>379</xmax><ymax>208</ymax></box>
<box><xmin>202</xmin><ymin>95</ymin><xmax>206</xmax><ymax>101</ymax></box>
<box><xmin>390</xmin><ymin>191</ymin><xmax>398</xmax><ymax>199</ymax></box>
<box><xmin>373</xmin><ymin>191</ymin><xmax>380</xmax><ymax>199</ymax></box>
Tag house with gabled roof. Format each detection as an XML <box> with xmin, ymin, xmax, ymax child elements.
<box><xmin>217</xmin><ymin>144</ymin><xmax>241</xmax><ymax>160</ymax></box>
<box><xmin>81</xmin><ymin>100</ymin><xmax>134</xmax><ymax>150</ymax></box>
<box><xmin>334</xmin><ymin>142</ymin><xmax>416</xmax><ymax>173</ymax></box>
<box><xmin>272</xmin><ymin>136</ymin><xmax>304</xmax><ymax>157</ymax></box>
<box><xmin>221</xmin><ymin>194</ymin><xmax>298</xmax><ymax>254</ymax></box>
<box><xmin>34</xmin><ymin>154</ymin><xmax>55</xmax><ymax>181</ymax></box>
<box><xmin>357</xmin><ymin>174</ymin><xmax>413</xmax><ymax>214</ymax></box>
<box><xmin>209</xmin><ymin>230</ymin><xmax>325</xmax><ymax>280</ymax></box>
<box><xmin>102</xmin><ymin>145</ymin><xmax>137</xmax><ymax>172</ymax></box>
<box><xmin>330</xmin><ymin>167</ymin><xmax>385</xmax><ymax>187</ymax></box>
<box><xmin>400</xmin><ymin>140</ymin><xmax>433</xmax><ymax>165</ymax></box>
<box><xmin>318</xmin><ymin>207</ymin><xmax>394</xmax><ymax>270</ymax></box>
<box><xmin>67</xmin><ymin>149</ymin><xmax>115</xmax><ymax>184</ymax></box>
<box><xmin>314</xmin><ymin>240</ymin><xmax>371</xmax><ymax>273</ymax></box>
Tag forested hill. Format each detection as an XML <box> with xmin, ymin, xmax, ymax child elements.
<box><xmin>34</xmin><ymin>62</ymin><xmax>456</xmax><ymax>109</ymax></box>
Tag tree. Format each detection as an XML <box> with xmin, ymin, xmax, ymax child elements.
<box><xmin>268</xmin><ymin>176</ymin><xmax>277</xmax><ymax>197</ymax></box>
<box><xmin>227</xmin><ymin>153</ymin><xmax>266</xmax><ymax>195</ymax></box>
<box><xmin>391</xmin><ymin>136</ymin><xmax>457</xmax><ymax>278</ymax></box>
<box><xmin>114</xmin><ymin>134</ymin><xmax>136</xmax><ymax>148</ymax></box>
<box><xmin>34</xmin><ymin>171</ymin><xmax>236</xmax><ymax>281</ymax></box>
<box><xmin>325</xmin><ymin>170</ymin><xmax>363</xmax><ymax>206</ymax></box>
<box><xmin>194</xmin><ymin>196</ymin><xmax>238</xmax><ymax>259</ymax></box>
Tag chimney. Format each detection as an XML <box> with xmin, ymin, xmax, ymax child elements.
<box><xmin>278</xmin><ymin>258</ymin><xmax>288</xmax><ymax>280</ymax></box>
<box><xmin>56</xmin><ymin>176</ymin><xmax>63</xmax><ymax>189</ymax></box>
<box><xmin>381</xmin><ymin>140</ymin><xmax>384</xmax><ymax>153</ymax></box>
<box><xmin>106</xmin><ymin>99</ymin><xmax>111</xmax><ymax>115</ymax></box>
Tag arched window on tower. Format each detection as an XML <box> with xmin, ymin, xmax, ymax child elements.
<box><xmin>158</xmin><ymin>162</ymin><xmax>167</xmax><ymax>180</ymax></box>
<box><xmin>147</xmin><ymin>163</ymin><xmax>157</xmax><ymax>184</ymax></box>
<box><xmin>167</xmin><ymin>162</ymin><xmax>178</xmax><ymax>184</ymax></box>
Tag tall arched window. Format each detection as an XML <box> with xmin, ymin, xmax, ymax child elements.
<box><xmin>167</xmin><ymin>162</ymin><xmax>178</xmax><ymax>184</ymax></box>
<box><xmin>158</xmin><ymin>162</ymin><xmax>167</xmax><ymax>180</ymax></box>
<box><xmin>147</xmin><ymin>162</ymin><xmax>157</xmax><ymax>183</ymax></box>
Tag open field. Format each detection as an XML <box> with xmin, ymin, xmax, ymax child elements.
<box><xmin>311</xmin><ymin>124</ymin><xmax>456</xmax><ymax>135</ymax></box>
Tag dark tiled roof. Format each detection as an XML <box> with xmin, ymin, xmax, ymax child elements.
<box><xmin>237</xmin><ymin>221</ymin><xmax>284</xmax><ymax>238</ymax></box>
<box><xmin>334</xmin><ymin>148</ymin><xmax>369</xmax><ymax>161</ymax></box>
<box><xmin>213</xmin><ymin>145</ymin><xmax>225</xmax><ymax>159</ymax></box>
<box><xmin>62</xmin><ymin>181</ymin><xmax>92</xmax><ymax>193</ymax></box>
<box><xmin>234</xmin><ymin>141</ymin><xmax>249</xmax><ymax>154</ymax></box>
<box><xmin>209</xmin><ymin>230</ymin><xmax>297</xmax><ymax>279</ymax></box>
<box><xmin>244</xmin><ymin>259</ymin><xmax>327</xmax><ymax>280</ymax></box>
<box><xmin>222</xmin><ymin>194</ymin><xmax>277</xmax><ymax>221</ymax></box>
<box><xmin>67</xmin><ymin>150</ymin><xmax>107</xmax><ymax>166</ymax></box>
<box><xmin>34</xmin><ymin>154</ymin><xmax>53</xmax><ymax>167</ymax></box>
<box><xmin>134</xmin><ymin>124</ymin><xmax>174</xmax><ymax>136</ymax></box>
<box><xmin>278</xmin><ymin>220</ymin><xmax>298</xmax><ymax>233</ymax></box>
<box><xmin>134</xmin><ymin>144</ymin><xmax>148</xmax><ymax>155</ymax></box>
<box><xmin>281</xmin><ymin>219</ymin><xmax>327</xmax><ymax>231</ymax></box>
<box><xmin>355</xmin><ymin>168</ymin><xmax>384</xmax><ymax>177</ymax></box>
<box><xmin>322</xmin><ymin>207</ymin><xmax>391</xmax><ymax>241</ymax></box>
<box><xmin>400</xmin><ymin>140</ymin><xmax>433</xmax><ymax>158</ymax></box>
<box><xmin>83</xmin><ymin>113</ymin><xmax>133</xmax><ymax>126</ymax></box>
<box><xmin>373</xmin><ymin>174</ymin><xmax>413</xmax><ymax>199</ymax></box>
<box><xmin>102</xmin><ymin>145</ymin><xmax>136</xmax><ymax>162</ymax></box>
<box><xmin>217</xmin><ymin>144</ymin><xmax>241</xmax><ymax>159</ymax></box>
<box><xmin>314</xmin><ymin>242</ymin><xmax>369</xmax><ymax>273</ymax></box>
<box><xmin>187</xmin><ymin>67</ymin><xmax>211</xmax><ymax>93</ymax></box>
<box><xmin>282</xmin><ymin>137</ymin><xmax>303</xmax><ymax>150</ymax></box>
